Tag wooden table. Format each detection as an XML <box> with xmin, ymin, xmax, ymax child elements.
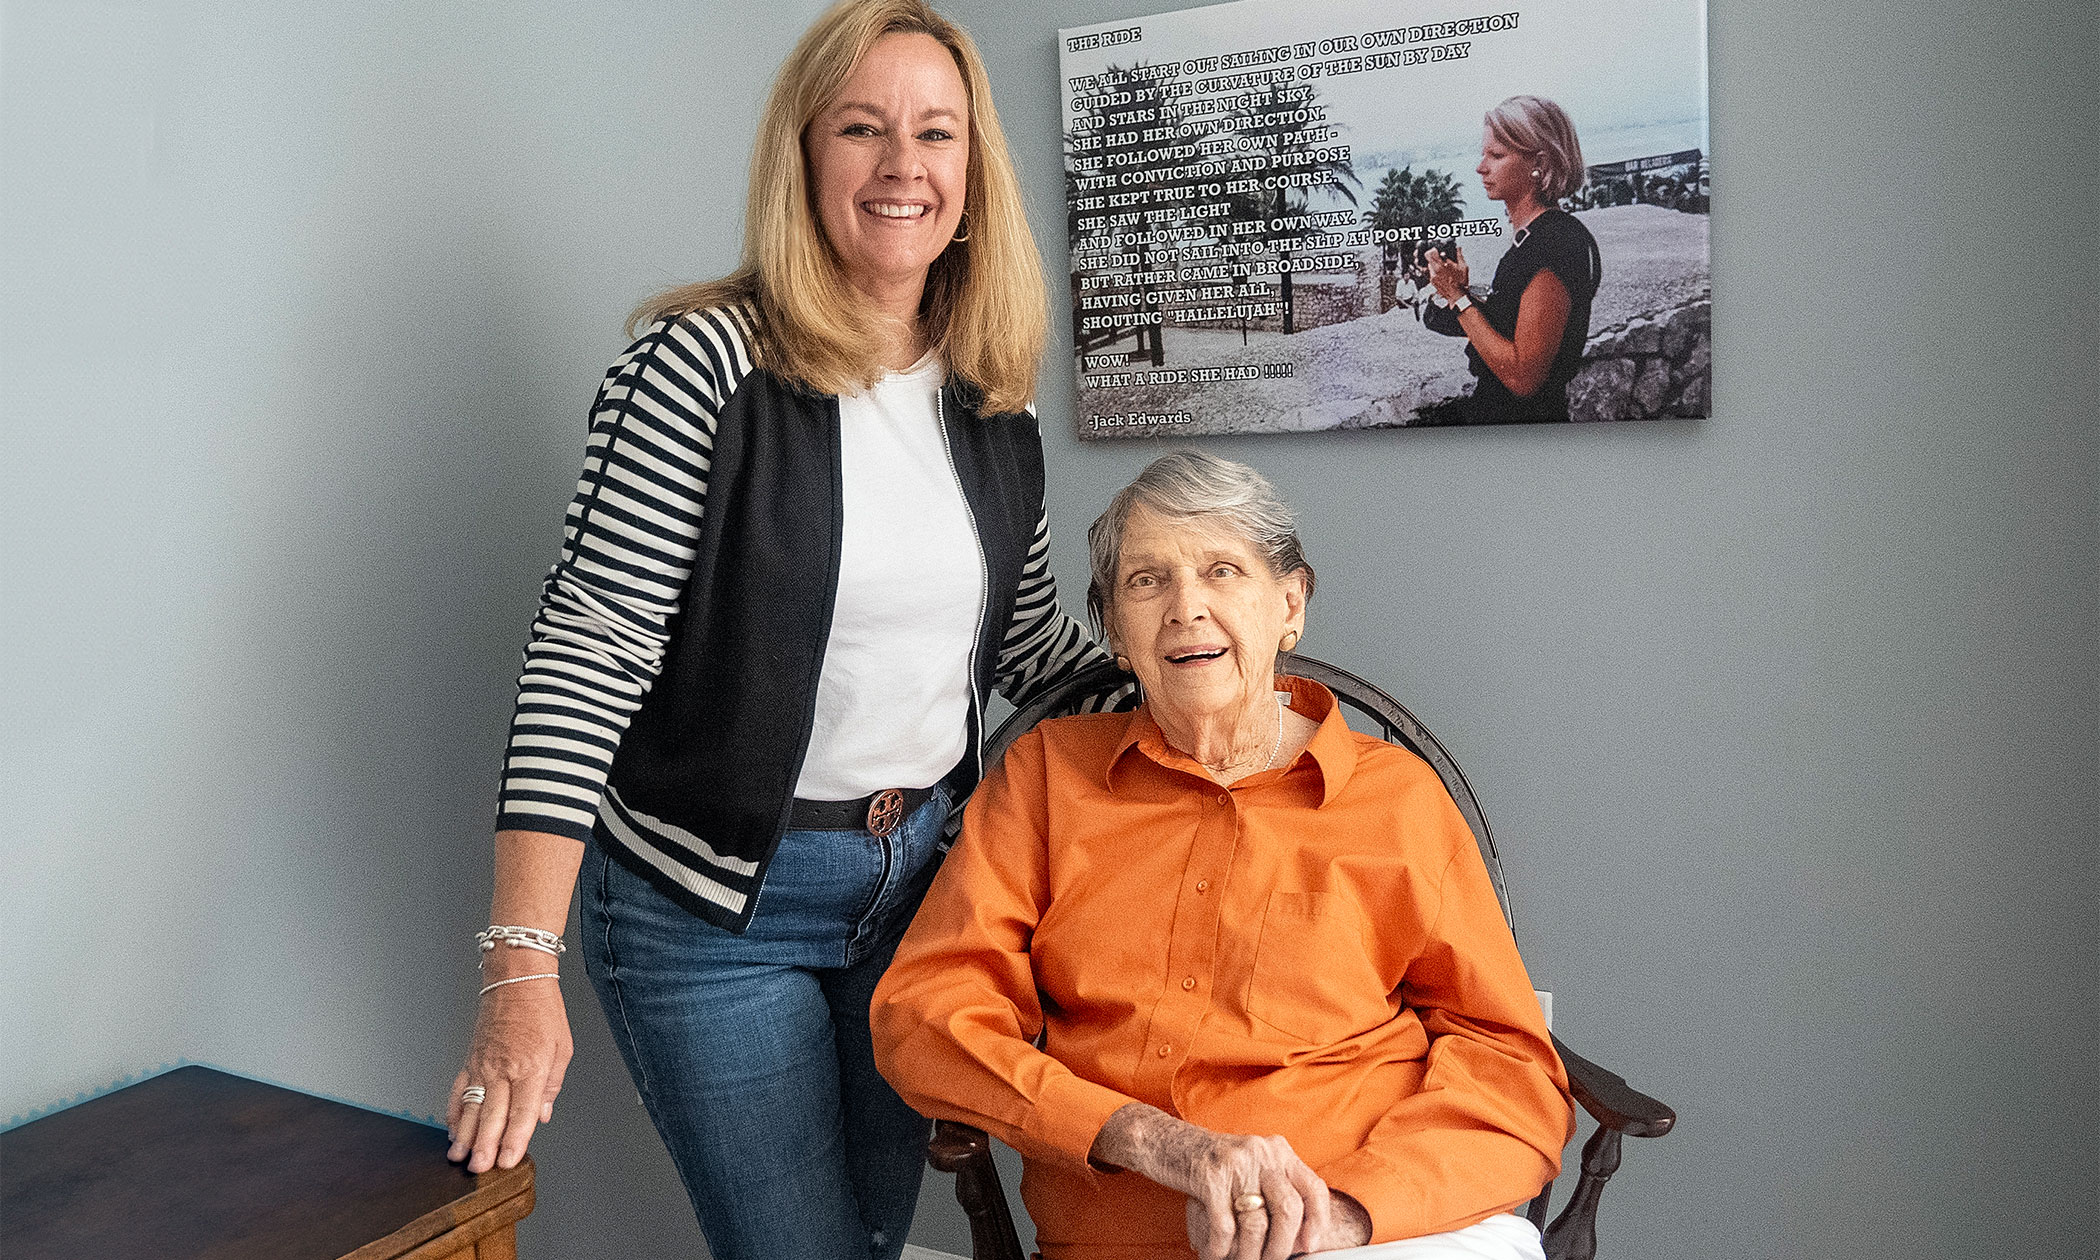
<box><xmin>1</xmin><ymin>1065</ymin><xmax>534</xmax><ymax>1259</ymax></box>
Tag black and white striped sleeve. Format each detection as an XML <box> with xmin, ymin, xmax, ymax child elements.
<box><xmin>991</xmin><ymin>500</ymin><xmax>1117</xmax><ymax>715</ymax></box>
<box><xmin>495</xmin><ymin>308</ymin><xmax>755</xmax><ymax>843</ymax></box>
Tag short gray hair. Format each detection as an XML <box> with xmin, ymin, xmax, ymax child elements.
<box><xmin>1086</xmin><ymin>451</ymin><xmax>1315</xmax><ymax>630</ymax></box>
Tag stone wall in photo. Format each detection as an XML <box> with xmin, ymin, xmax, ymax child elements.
<box><xmin>1567</xmin><ymin>295</ymin><xmax>1711</xmax><ymax>422</ymax></box>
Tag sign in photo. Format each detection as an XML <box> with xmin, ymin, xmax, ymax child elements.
<box><xmin>1059</xmin><ymin>0</ymin><xmax>1710</xmax><ymax>437</ymax></box>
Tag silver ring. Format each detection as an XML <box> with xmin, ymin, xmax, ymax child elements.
<box><xmin>1233</xmin><ymin>1192</ymin><xmax>1266</xmax><ymax>1214</ymax></box>
<box><xmin>460</xmin><ymin>1086</ymin><xmax>487</xmax><ymax>1105</ymax></box>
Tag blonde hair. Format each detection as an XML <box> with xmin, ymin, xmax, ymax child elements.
<box><xmin>1485</xmin><ymin>95</ymin><xmax>1587</xmax><ymax>204</ymax></box>
<box><xmin>630</xmin><ymin>0</ymin><xmax>1046</xmax><ymax>414</ymax></box>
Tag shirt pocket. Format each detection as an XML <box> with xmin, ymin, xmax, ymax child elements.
<box><xmin>1244</xmin><ymin>890</ymin><xmax>1394</xmax><ymax>1046</ymax></box>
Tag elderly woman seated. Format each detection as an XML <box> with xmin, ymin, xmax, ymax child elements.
<box><xmin>871</xmin><ymin>452</ymin><xmax>1571</xmax><ymax>1260</ymax></box>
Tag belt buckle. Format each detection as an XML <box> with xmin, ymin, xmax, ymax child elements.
<box><xmin>865</xmin><ymin>788</ymin><xmax>906</xmax><ymax>838</ymax></box>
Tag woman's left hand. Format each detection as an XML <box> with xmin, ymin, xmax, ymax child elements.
<box><xmin>1425</xmin><ymin>245</ymin><xmax>1470</xmax><ymax>302</ymax></box>
<box><xmin>1289</xmin><ymin>1189</ymin><xmax>1374</xmax><ymax>1254</ymax></box>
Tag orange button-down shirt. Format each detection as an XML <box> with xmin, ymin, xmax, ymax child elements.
<box><xmin>872</xmin><ymin>678</ymin><xmax>1572</xmax><ymax>1258</ymax></box>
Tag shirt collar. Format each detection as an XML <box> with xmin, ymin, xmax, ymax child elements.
<box><xmin>1511</xmin><ymin>207</ymin><xmax>1558</xmax><ymax>250</ymax></box>
<box><xmin>1105</xmin><ymin>675</ymin><xmax>1359</xmax><ymax>806</ymax></box>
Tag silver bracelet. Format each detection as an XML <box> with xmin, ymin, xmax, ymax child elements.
<box><xmin>479</xmin><ymin>972</ymin><xmax>561</xmax><ymax>997</ymax></box>
<box><xmin>476</xmin><ymin>925</ymin><xmax>567</xmax><ymax>959</ymax></box>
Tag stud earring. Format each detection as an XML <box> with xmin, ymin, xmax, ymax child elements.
<box><xmin>1279</xmin><ymin>630</ymin><xmax>1300</xmax><ymax>652</ymax></box>
<box><xmin>1114</xmin><ymin>654</ymin><xmax>1132</xmax><ymax>672</ymax></box>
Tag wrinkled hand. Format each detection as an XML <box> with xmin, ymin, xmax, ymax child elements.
<box><xmin>446</xmin><ymin>977</ymin><xmax>572</xmax><ymax>1173</ymax></box>
<box><xmin>1172</xmin><ymin>1130</ymin><xmax>1329</xmax><ymax>1260</ymax></box>
<box><xmin>1094</xmin><ymin>1104</ymin><xmax>1351</xmax><ymax>1260</ymax></box>
<box><xmin>1290</xmin><ymin>1189</ymin><xmax>1373</xmax><ymax>1255</ymax></box>
<box><xmin>1425</xmin><ymin>245</ymin><xmax>1471</xmax><ymax>302</ymax></box>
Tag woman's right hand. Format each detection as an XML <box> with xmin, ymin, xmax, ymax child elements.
<box><xmin>1093</xmin><ymin>1103</ymin><xmax>1344</xmax><ymax>1260</ymax></box>
<box><xmin>452</xmin><ymin>830</ymin><xmax>589</xmax><ymax>1173</ymax></box>
<box><xmin>446</xmin><ymin>970</ymin><xmax>573</xmax><ymax>1174</ymax></box>
<box><xmin>1424</xmin><ymin>244</ymin><xmax>1470</xmax><ymax>302</ymax></box>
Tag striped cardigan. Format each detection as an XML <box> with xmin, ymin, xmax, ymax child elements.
<box><xmin>496</xmin><ymin>306</ymin><xmax>1108</xmax><ymax>930</ymax></box>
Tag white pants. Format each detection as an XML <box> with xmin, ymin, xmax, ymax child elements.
<box><xmin>1310</xmin><ymin>1213</ymin><xmax>1545</xmax><ymax>1260</ymax></box>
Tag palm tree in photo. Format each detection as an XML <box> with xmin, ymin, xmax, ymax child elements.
<box><xmin>1366</xmin><ymin>167</ymin><xmax>1413</xmax><ymax>312</ymax></box>
<box><xmin>1226</xmin><ymin>81</ymin><xmax>1359</xmax><ymax>334</ymax></box>
<box><xmin>1362</xmin><ymin>164</ymin><xmax>1466</xmax><ymax>316</ymax></box>
<box><xmin>1414</xmin><ymin>167</ymin><xmax>1465</xmax><ymax>225</ymax></box>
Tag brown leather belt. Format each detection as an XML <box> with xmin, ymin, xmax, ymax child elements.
<box><xmin>787</xmin><ymin>785</ymin><xmax>936</xmax><ymax>838</ymax></box>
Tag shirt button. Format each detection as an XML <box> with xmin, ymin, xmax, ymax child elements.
<box><xmin>1181</xmin><ymin>977</ymin><xmax>1196</xmax><ymax>991</ymax></box>
<box><xmin>1157</xmin><ymin>1043</ymin><xmax>1172</xmax><ymax>1057</ymax></box>
<box><xmin>1195</xmin><ymin>880</ymin><xmax>1209</xmax><ymax>893</ymax></box>
<box><xmin>1217</xmin><ymin>793</ymin><xmax>1230</xmax><ymax>806</ymax></box>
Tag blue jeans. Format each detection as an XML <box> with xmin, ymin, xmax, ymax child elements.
<box><xmin>579</xmin><ymin>788</ymin><xmax>948</xmax><ymax>1260</ymax></box>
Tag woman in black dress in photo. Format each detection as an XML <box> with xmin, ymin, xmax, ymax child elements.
<box><xmin>1426</xmin><ymin>95</ymin><xmax>1602</xmax><ymax>423</ymax></box>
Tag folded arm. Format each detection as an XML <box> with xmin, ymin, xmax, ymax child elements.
<box><xmin>1316</xmin><ymin>831</ymin><xmax>1574</xmax><ymax>1241</ymax></box>
<box><xmin>871</xmin><ymin>733</ymin><xmax>1138</xmax><ymax>1169</ymax></box>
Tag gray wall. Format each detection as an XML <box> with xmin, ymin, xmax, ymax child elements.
<box><xmin>3</xmin><ymin>2</ymin><xmax>2093</xmax><ymax>1259</ymax></box>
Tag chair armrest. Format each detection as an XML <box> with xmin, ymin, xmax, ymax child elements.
<box><xmin>1552</xmin><ymin>1034</ymin><xmax>1675</xmax><ymax>1139</ymax></box>
<box><xmin>929</xmin><ymin>1121</ymin><xmax>1028</xmax><ymax>1260</ymax></box>
<box><xmin>1537</xmin><ymin>1037</ymin><xmax>1674</xmax><ymax>1260</ymax></box>
<box><xmin>929</xmin><ymin>1119</ymin><xmax>994</xmax><ymax>1172</ymax></box>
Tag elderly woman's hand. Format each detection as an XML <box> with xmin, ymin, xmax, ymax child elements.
<box><xmin>1093</xmin><ymin>1103</ymin><xmax>1371</xmax><ymax>1259</ymax></box>
<box><xmin>1424</xmin><ymin>245</ymin><xmax>1470</xmax><ymax>302</ymax></box>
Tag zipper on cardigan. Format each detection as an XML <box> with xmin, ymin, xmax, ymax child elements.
<box><xmin>936</xmin><ymin>387</ymin><xmax>991</xmax><ymax>781</ymax></box>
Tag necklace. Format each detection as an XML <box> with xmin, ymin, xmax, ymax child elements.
<box><xmin>1199</xmin><ymin>695</ymin><xmax>1286</xmax><ymax>777</ymax></box>
<box><xmin>1260</xmin><ymin>693</ymin><xmax>1285</xmax><ymax>772</ymax></box>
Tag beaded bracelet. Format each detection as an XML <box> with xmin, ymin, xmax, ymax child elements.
<box><xmin>479</xmin><ymin>972</ymin><xmax>560</xmax><ymax>998</ymax></box>
<box><xmin>475</xmin><ymin>925</ymin><xmax>567</xmax><ymax>962</ymax></box>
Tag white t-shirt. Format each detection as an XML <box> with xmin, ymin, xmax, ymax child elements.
<box><xmin>793</xmin><ymin>356</ymin><xmax>985</xmax><ymax>800</ymax></box>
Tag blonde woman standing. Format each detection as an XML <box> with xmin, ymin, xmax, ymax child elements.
<box><xmin>444</xmin><ymin>4</ymin><xmax>1104</xmax><ymax>1256</ymax></box>
<box><xmin>1426</xmin><ymin>95</ymin><xmax>1602</xmax><ymax>423</ymax></box>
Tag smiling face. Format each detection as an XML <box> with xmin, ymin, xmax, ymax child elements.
<box><xmin>805</xmin><ymin>32</ymin><xmax>970</xmax><ymax>308</ymax></box>
<box><xmin>1476</xmin><ymin>127</ymin><xmax>1533</xmax><ymax>206</ymax></box>
<box><xmin>1109</xmin><ymin>506</ymin><xmax>1307</xmax><ymax>738</ymax></box>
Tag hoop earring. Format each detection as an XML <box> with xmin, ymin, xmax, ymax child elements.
<box><xmin>951</xmin><ymin>211</ymin><xmax>971</xmax><ymax>243</ymax></box>
<box><xmin>1279</xmin><ymin>630</ymin><xmax>1300</xmax><ymax>653</ymax></box>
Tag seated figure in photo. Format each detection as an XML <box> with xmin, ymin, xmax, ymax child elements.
<box><xmin>872</xmin><ymin>451</ymin><xmax>1572</xmax><ymax>1260</ymax></box>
